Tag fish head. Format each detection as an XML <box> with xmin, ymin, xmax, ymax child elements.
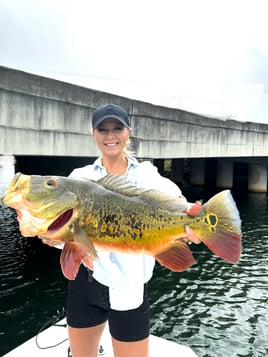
<box><xmin>2</xmin><ymin>172</ymin><xmax>80</xmax><ymax>240</ymax></box>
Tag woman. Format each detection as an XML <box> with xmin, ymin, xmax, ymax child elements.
<box><xmin>45</xmin><ymin>103</ymin><xmax>201</xmax><ymax>357</ymax></box>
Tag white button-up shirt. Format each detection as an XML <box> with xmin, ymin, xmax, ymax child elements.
<box><xmin>69</xmin><ymin>157</ymin><xmax>190</xmax><ymax>310</ymax></box>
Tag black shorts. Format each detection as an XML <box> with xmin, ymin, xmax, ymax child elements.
<box><xmin>67</xmin><ymin>265</ymin><xmax>150</xmax><ymax>342</ymax></box>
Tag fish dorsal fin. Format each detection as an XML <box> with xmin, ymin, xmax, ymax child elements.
<box><xmin>97</xmin><ymin>174</ymin><xmax>147</xmax><ymax>196</ymax></box>
<box><xmin>97</xmin><ymin>174</ymin><xmax>188</xmax><ymax>212</ymax></box>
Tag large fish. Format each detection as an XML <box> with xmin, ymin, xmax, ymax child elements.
<box><xmin>2</xmin><ymin>173</ymin><xmax>242</xmax><ymax>280</ymax></box>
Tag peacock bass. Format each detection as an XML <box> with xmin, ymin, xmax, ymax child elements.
<box><xmin>2</xmin><ymin>172</ymin><xmax>242</xmax><ymax>280</ymax></box>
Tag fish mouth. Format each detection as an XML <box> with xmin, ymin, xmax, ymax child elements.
<box><xmin>47</xmin><ymin>209</ymin><xmax>73</xmax><ymax>231</ymax></box>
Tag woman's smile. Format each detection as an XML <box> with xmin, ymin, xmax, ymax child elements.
<box><xmin>104</xmin><ymin>142</ymin><xmax>119</xmax><ymax>147</ymax></box>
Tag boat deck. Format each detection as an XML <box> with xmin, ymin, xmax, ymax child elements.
<box><xmin>4</xmin><ymin>318</ymin><xmax>198</xmax><ymax>356</ymax></box>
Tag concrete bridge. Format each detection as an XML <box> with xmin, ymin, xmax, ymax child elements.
<box><xmin>1</xmin><ymin>66</ymin><xmax>268</xmax><ymax>192</ymax></box>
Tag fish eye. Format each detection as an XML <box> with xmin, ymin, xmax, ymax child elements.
<box><xmin>46</xmin><ymin>178</ymin><xmax>57</xmax><ymax>186</ymax></box>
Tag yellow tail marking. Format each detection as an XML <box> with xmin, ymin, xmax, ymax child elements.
<box><xmin>202</xmin><ymin>213</ymin><xmax>218</xmax><ymax>233</ymax></box>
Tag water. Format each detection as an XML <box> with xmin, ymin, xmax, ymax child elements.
<box><xmin>0</xmin><ymin>185</ymin><xmax>68</xmax><ymax>355</ymax></box>
<box><xmin>0</xmin><ymin>186</ymin><xmax>268</xmax><ymax>356</ymax></box>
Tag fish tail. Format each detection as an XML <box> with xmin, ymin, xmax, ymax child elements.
<box><xmin>198</xmin><ymin>190</ymin><xmax>242</xmax><ymax>263</ymax></box>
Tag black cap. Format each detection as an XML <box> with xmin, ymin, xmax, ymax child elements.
<box><xmin>92</xmin><ymin>104</ymin><xmax>130</xmax><ymax>129</ymax></box>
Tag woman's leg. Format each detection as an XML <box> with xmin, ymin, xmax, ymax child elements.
<box><xmin>67</xmin><ymin>267</ymin><xmax>110</xmax><ymax>357</ymax></box>
<box><xmin>112</xmin><ymin>336</ymin><xmax>149</xmax><ymax>357</ymax></box>
<box><xmin>68</xmin><ymin>322</ymin><xmax>106</xmax><ymax>357</ymax></box>
<box><xmin>109</xmin><ymin>286</ymin><xmax>151</xmax><ymax>357</ymax></box>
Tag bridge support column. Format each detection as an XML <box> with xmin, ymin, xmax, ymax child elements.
<box><xmin>0</xmin><ymin>165</ymin><xmax>15</xmax><ymax>186</ymax></box>
<box><xmin>190</xmin><ymin>158</ymin><xmax>205</xmax><ymax>185</ymax></box>
<box><xmin>0</xmin><ymin>155</ymin><xmax>15</xmax><ymax>186</ymax></box>
<box><xmin>171</xmin><ymin>159</ymin><xmax>184</xmax><ymax>183</ymax></box>
<box><xmin>216</xmin><ymin>159</ymin><xmax>233</xmax><ymax>188</ymax></box>
<box><xmin>248</xmin><ymin>164</ymin><xmax>268</xmax><ymax>192</ymax></box>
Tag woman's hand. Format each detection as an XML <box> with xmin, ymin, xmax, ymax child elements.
<box><xmin>183</xmin><ymin>201</ymin><xmax>202</xmax><ymax>244</ymax></box>
<box><xmin>186</xmin><ymin>201</ymin><xmax>202</xmax><ymax>216</ymax></box>
<box><xmin>184</xmin><ymin>224</ymin><xmax>201</xmax><ymax>244</ymax></box>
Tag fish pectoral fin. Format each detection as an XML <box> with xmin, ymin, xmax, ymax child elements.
<box><xmin>60</xmin><ymin>242</ymin><xmax>87</xmax><ymax>280</ymax></box>
<box><xmin>72</xmin><ymin>222</ymin><xmax>98</xmax><ymax>259</ymax></box>
<box><xmin>82</xmin><ymin>256</ymin><xmax>94</xmax><ymax>271</ymax></box>
<box><xmin>155</xmin><ymin>241</ymin><xmax>196</xmax><ymax>272</ymax></box>
<box><xmin>60</xmin><ymin>223</ymin><xmax>97</xmax><ymax>279</ymax></box>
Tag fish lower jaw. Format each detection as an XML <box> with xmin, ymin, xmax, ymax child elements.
<box><xmin>20</xmin><ymin>229</ymin><xmax>42</xmax><ymax>237</ymax></box>
<box><xmin>18</xmin><ymin>218</ymin><xmax>51</xmax><ymax>237</ymax></box>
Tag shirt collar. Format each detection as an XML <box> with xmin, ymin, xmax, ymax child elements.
<box><xmin>93</xmin><ymin>156</ymin><xmax>139</xmax><ymax>172</ymax></box>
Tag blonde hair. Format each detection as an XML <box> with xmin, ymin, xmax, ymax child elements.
<box><xmin>124</xmin><ymin>138</ymin><xmax>136</xmax><ymax>157</ymax></box>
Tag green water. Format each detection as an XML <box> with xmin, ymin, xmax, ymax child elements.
<box><xmin>0</xmin><ymin>187</ymin><xmax>268</xmax><ymax>356</ymax></box>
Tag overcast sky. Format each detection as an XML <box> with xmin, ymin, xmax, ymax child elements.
<box><xmin>1</xmin><ymin>0</ymin><xmax>268</xmax><ymax>123</ymax></box>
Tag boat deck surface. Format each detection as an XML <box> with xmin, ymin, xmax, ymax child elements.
<box><xmin>4</xmin><ymin>318</ymin><xmax>198</xmax><ymax>357</ymax></box>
